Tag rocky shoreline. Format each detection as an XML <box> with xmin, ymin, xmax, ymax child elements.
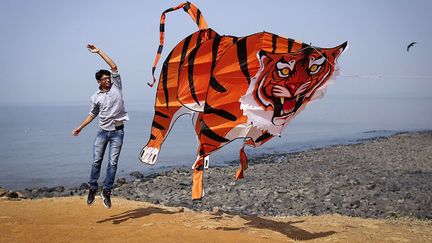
<box><xmin>2</xmin><ymin>131</ymin><xmax>431</xmax><ymax>220</ymax></box>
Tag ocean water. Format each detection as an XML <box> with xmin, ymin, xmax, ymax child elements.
<box><xmin>1</xmin><ymin>94</ymin><xmax>431</xmax><ymax>190</ymax></box>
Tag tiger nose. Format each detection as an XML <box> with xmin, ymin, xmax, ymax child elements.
<box><xmin>286</xmin><ymin>84</ymin><xmax>297</xmax><ymax>94</ymax></box>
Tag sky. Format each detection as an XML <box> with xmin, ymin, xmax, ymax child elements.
<box><xmin>0</xmin><ymin>0</ymin><xmax>431</xmax><ymax>106</ymax></box>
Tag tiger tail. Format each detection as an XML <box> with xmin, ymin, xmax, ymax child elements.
<box><xmin>140</xmin><ymin>2</ymin><xmax>213</xmax><ymax>165</ymax></box>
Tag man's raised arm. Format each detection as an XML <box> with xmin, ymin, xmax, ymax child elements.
<box><xmin>87</xmin><ymin>44</ymin><xmax>118</xmax><ymax>72</ymax></box>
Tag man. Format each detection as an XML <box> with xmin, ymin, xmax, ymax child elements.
<box><xmin>72</xmin><ymin>44</ymin><xmax>129</xmax><ymax>208</ymax></box>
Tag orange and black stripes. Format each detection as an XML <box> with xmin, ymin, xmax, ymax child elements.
<box><xmin>155</xmin><ymin>110</ymin><xmax>169</xmax><ymax>119</ymax></box>
<box><xmin>178</xmin><ymin>35</ymin><xmax>234</xmax><ymax>108</ymax></box>
<box><xmin>161</xmin><ymin>51</ymin><xmax>173</xmax><ymax>108</ymax></box>
<box><xmin>187</xmin><ymin>46</ymin><xmax>200</xmax><ymax>105</ymax></box>
<box><xmin>144</xmin><ymin>2</ymin><xmax>218</xmax><ymax>152</ymax></box>
<box><xmin>209</xmin><ymin>77</ymin><xmax>227</xmax><ymax>93</ymax></box>
<box><xmin>236</xmin><ymin>37</ymin><xmax>251</xmax><ymax>84</ymax></box>
<box><xmin>152</xmin><ymin>120</ymin><xmax>166</xmax><ymax>130</ymax></box>
<box><xmin>149</xmin><ymin>110</ymin><xmax>170</xmax><ymax>141</ymax></box>
<box><xmin>184</xmin><ymin>34</ymin><xmax>227</xmax><ymax>106</ymax></box>
<box><xmin>179</xmin><ymin>35</ymin><xmax>192</xmax><ymax>73</ymax></box>
<box><xmin>210</xmin><ymin>37</ymin><xmax>222</xmax><ymax>72</ymax></box>
<box><xmin>196</xmin><ymin>32</ymin><xmax>308</xmax><ymax>157</ymax></box>
<box><xmin>148</xmin><ymin>1</ymin><xmax>209</xmax><ymax>87</ymax></box>
<box><xmin>288</xmin><ymin>38</ymin><xmax>294</xmax><ymax>52</ymax></box>
<box><xmin>182</xmin><ymin>2</ymin><xmax>207</xmax><ymax>29</ymax></box>
<box><xmin>204</xmin><ymin>103</ymin><xmax>237</xmax><ymax>121</ymax></box>
<box><xmin>200</xmin><ymin>120</ymin><xmax>229</xmax><ymax>143</ymax></box>
<box><xmin>207</xmin><ymin>37</ymin><xmax>224</xmax><ymax>93</ymax></box>
<box><xmin>271</xmin><ymin>34</ymin><xmax>278</xmax><ymax>53</ymax></box>
<box><xmin>147</xmin><ymin>29</ymin><xmax>219</xmax><ymax>148</ymax></box>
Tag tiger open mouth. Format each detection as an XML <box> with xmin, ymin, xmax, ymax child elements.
<box><xmin>271</xmin><ymin>96</ymin><xmax>300</xmax><ymax>125</ymax></box>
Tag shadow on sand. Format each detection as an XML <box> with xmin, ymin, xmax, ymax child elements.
<box><xmin>97</xmin><ymin>206</ymin><xmax>336</xmax><ymax>240</ymax></box>
<box><xmin>96</xmin><ymin>207</ymin><xmax>177</xmax><ymax>224</ymax></box>
<box><xmin>210</xmin><ymin>212</ymin><xmax>336</xmax><ymax>241</ymax></box>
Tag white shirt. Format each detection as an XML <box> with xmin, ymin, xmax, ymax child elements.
<box><xmin>89</xmin><ymin>72</ymin><xmax>129</xmax><ymax>131</ymax></box>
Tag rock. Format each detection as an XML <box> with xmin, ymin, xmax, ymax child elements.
<box><xmin>212</xmin><ymin>206</ymin><xmax>221</xmax><ymax>214</ymax></box>
<box><xmin>366</xmin><ymin>183</ymin><xmax>376</xmax><ymax>190</ymax></box>
<box><xmin>12</xmin><ymin>191</ymin><xmax>25</xmax><ymax>199</ymax></box>
<box><xmin>0</xmin><ymin>187</ymin><xmax>7</xmax><ymax>197</ymax></box>
<box><xmin>79</xmin><ymin>183</ymin><xmax>89</xmax><ymax>190</ymax></box>
<box><xmin>49</xmin><ymin>186</ymin><xmax>64</xmax><ymax>193</ymax></box>
<box><xmin>388</xmin><ymin>183</ymin><xmax>401</xmax><ymax>192</ymax></box>
<box><xmin>116</xmin><ymin>177</ymin><xmax>126</xmax><ymax>185</ymax></box>
<box><xmin>130</xmin><ymin>171</ymin><xmax>144</xmax><ymax>179</ymax></box>
<box><xmin>6</xmin><ymin>191</ymin><xmax>18</xmax><ymax>199</ymax></box>
<box><xmin>178</xmin><ymin>181</ymin><xmax>190</xmax><ymax>187</ymax></box>
<box><xmin>350</xmin><ymin>200</ymin><xmax>361</xmax><ymax>209</ymax></box>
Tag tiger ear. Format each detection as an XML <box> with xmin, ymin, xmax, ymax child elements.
<box><xmin>330</xmin><ymin>41</ymin><xmax>348</xmax><ymax>60</ymax></box>
<box><xmin>257</xmin><ymin>50</ymin><xmax>273</xmax><ymax>67</ymax></box>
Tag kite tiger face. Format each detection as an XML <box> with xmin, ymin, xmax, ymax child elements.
<box><xmin>241</xmin><ymin>42</ymin><xmax>347</xmax><ymax>134</ymax></box>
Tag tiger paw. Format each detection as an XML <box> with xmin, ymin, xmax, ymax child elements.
<box><xmin>139</xmin><ymin>146</ymin><xmax>160</xmax><ymax>165</ymax></box>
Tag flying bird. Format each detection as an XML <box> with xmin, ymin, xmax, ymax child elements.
<box><xmin>407</xmin><ymin>42</ymin><xmax>417</xmax><ymax>52</ymax></box>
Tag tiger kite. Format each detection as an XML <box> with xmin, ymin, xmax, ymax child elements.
<box><xmin>139</xmin><ymin>1</ymin><xmax>348</xmax><ymax>200</ymax></box>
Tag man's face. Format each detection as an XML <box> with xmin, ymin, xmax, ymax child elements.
<box><xmin>98</xmin><ymin>75</ymin><xmax>112</xmax><ymax>91</ymax></box>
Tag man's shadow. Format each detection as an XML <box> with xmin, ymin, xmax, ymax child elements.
<box><xmin>210</xmin><ymin>212</ymin><xmax>336</xmax><ymax>241</ymax></box>
<box><xmin>97</xmin><ymin>207</ymin><xmax>336</xmax><ymax>240</ymax></box>
<box><xmin>97</xmin><ymin>207</ymin><xmax>177</xmax><ymax>224</ymax></box>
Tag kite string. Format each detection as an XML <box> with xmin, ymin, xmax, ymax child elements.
<box><xmin>219</xmin><ymin>45</ymin><xmax>431</xmax><ymax>80</ymax></box>
<box><xmin>151</xmin><ymin>42</ymin><xmax>430</xmax><ymax>80</ymax></box>
<box><xmin>211</xmin><ymin>73</ymin><xmax>432</xmax><ymax>80</ymax></box>
<box><xmin>308</xmin><ymin>45</ymin><xmax>432</xmax><ymax>80</ymax></box>
<box><xmin>214</xmin><ymin>74</ymin><xmax>432</xmax><ymax>80</ymax></box>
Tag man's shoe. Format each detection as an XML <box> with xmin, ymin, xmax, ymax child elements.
<box><xmin>87</xmin><ymin>189</ymin><xmax>97</xmax><ymax>206</ymax></box>
<box><xmin>101</xmin><ymin>189</ymin><xmax>112</xmax><ymax>208</ymax></box>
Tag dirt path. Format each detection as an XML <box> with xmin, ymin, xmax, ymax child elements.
<box><xmin>1</xmin><ymin>197</ymin><xmax>431</xmax><ymax>242</ymax></box>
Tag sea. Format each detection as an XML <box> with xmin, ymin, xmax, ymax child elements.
<box><xmin>1</xmin><ymin>94</ymin><xmax>431</xmax><ymax>190</ymax></box>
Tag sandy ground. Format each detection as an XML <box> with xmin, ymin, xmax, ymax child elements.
<box><xmin>1</xmin><ymin>196</ymin><xmax>431</xmax><ymax>243</ymax></box>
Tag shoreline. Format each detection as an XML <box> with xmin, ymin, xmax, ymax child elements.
<box><xmin>2</xmin><ymin>130</ymin><xmax>431</xmax><ymax>220</ymax></box>
<box><xmin>0</xmin><ymin>129</ymin><xmax>403</xmax><ymax>191</ymax></box>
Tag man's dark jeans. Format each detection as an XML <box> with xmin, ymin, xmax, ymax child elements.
<box><xmin>89</xmin><ymin>128</ymin><xmax>124</xmax><ymax>190</ymax></box>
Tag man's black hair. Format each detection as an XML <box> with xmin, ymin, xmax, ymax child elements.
<box><xmin>95</xmin><ymin>69</ymin><xmax>111</xmax><ymax>81</ymax></box>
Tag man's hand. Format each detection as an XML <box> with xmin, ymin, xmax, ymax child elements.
<box><xmin>87</xmin><ymin>44</ymin><xmax>100</xmax><ymax>53</ymax></box>
<box><xmin>72</xmin><ymin>127</ymin><xmax>82</xmax><ymax>136</ymax></box>
<box><xmin>87</xmin><ymin>43</ymin><xmax>117</xmax><ymax>72</ymax></box>
<box><xmin>72</xmin><ymin>115</ymin><xmax>94</xmax><ymax>136</ymax></box>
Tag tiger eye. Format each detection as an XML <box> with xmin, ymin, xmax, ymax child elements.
<box><xmin>281</xmin><ymin>68</ymin><xmax>290</xmax><ymax>75</ymax></box>
<box><xmin>310</xmin><ymin>65</ymin><xmax>318</xmax><ymax>72</ymax></box>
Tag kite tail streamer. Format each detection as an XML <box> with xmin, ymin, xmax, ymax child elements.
<box><xmin>148</xmin><ymin>1</ymin><xmax>209</xmax><ymax>87</ymax></box>
<box><xmin>235</xmin><ymin>145</ymin><xmax>248</xmax><ymax>179</ymax></box>
<box><xmin>192</xmin><ymin>156</ymin><xmax>205</xmax><ymax>200</ymax></box>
